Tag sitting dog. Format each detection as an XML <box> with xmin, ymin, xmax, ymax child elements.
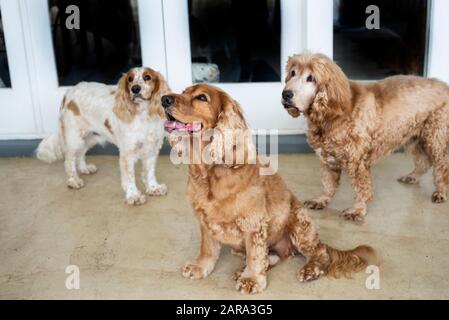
<box><xmin>161</xmin><ymin>84</ymin><xmax>376</xmax><ymax>294</ymax></box>
<box><xmin>37</xmin><ymin>67</ymin><xmax>170</xmax><ymax>205</ymax></box>
<box><xmin>282</xmin><ymin>53</ymin><xmax>449</xmax><ymax>221</ymax></box>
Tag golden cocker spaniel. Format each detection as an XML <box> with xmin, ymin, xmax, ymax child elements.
<box><xmin>162</xmin><ymin>84</ymin><xmax>376</xmax><ymax>294</ymax></box>
<box><xmin>283</xmin><ymin>53</ymin><xmax>449</xmax><ymax>221</ymax></box>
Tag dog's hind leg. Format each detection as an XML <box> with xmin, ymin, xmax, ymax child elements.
<box><xmin>60</xmin><ymin>110</ymin><xmax>88</xmax><ymax>189</ymax></box>
<box><xmin>422</xmin><ymin>107</ymin><xmax>449</xmax><ymax>203</ymax></box>
<box><xmin>428</xmin><ymin>145</ymin><xmax>449</xmax><ymax>203</ymax></box>
<box><xmin>398</xmin><ymin>138</ymin><xmax>431</xmax><ymax>184</ymax></box>
<box><xmin>78</xmin><ymin>134</ymin><xmax>99</xmax><ymax>175</ymax></box>
<box><xmin>64</xmin><ymin>133</ymin><xmax>86</xmax><ymax>189</ymax></box>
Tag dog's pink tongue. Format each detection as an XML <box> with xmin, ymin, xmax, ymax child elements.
<box><xmin>188</xmin><ymin>122</ymin><xmax>202</xmax><ymax>132</ymax></box>
<box><xmin>164</xmin><ymin>121</ymin><xmax>201</xmax><ymax>133</ymax></box>
<box><xmin>164</xmin><ymin>120</ymin><xmax>177</xmax><ymax>133</ymax></box>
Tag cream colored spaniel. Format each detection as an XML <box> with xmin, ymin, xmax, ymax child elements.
<box><xmin>37</xmin><ymin>67</ymin><xmax>170</xmax><ymax>205</ymax></box>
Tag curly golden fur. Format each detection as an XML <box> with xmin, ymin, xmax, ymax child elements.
<box><xmin>282</xmin><ymin>53</ymin><xmax>449</xmax><ymax>221</ymax></box>
<box><xmin>164</xmin><ymin>84</ymin><xmax>377</xmax><ymax>294</ymax></box>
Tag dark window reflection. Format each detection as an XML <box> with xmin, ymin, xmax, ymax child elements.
<box><xmin>189</xmin><ymin>0</ymin><xmax>281</xmax><ymax>83</ymax></box>
<box><xmin>49</xmin><ymin>0</ymin><xmax>141</xmax><ymax>86</ymax></box>
<box><xmin>333</xmin><ymin>0</ymin><xmax>429</xmax><ymax>80</ymax></box>
<box><xmin>0</xmin><ymin>9</ymin><xmax>11</xmax><ymax>88</ymax></box>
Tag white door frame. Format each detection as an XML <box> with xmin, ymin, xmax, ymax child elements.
<box><xmin>305</xmin><ymin>0</ymin><xmax>333</xmax><ymax>57</ymax></box>
<box><xmin>162</xmin><ymin>0</ymin><xmax>314</xmax><ymax>134</ymax></box>
<box><xmin>0</xmin><ymin>0</ymin><xmax>35</xmax><ymax>138</ymax></box>
<box><xmin>21</xmin><ymin>0</ymin><xmax>167</xmax><ymax>136</ymax></box>
<box><xmin>427</xmin><ymin>0</ymin><xmax>449</xmax><ymax>82</ymax></box>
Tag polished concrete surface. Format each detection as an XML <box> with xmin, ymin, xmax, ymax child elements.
<box><xmin>0</xmin><ymin>154</ymin><xmax>448</xmax><ymax>299</ymax></box>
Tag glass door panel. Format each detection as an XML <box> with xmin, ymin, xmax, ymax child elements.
<box><xmin>333</xmin><ymin>0</ymin><xmax>430</xmax><ymax>80</ymax></box>
<box><xmin>188</xmin><ymin>0</ymin><xmax>281</xmax><ymax>83</ymax></box>
<box><xmin>49</xmin><ymin>0</ymin><xmax>142</xmax><ymax>85</ymax></box>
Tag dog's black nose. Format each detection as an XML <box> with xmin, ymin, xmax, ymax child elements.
<box><xmin>131</xmin><ymin>85</ymin><xmax>141</xmax><ymax>94</ymax></box>
<box><xmin>161</xmin><ymin>95</ymin><xmax>175</xmax><ymax>108</ymax></box>
<box><xmin>282</xmin><ymin>90</ymin><xmax>294</xmax><ymax>101</ymax></box>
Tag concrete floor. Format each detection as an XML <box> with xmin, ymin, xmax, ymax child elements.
<box><xmin>0</xmin><ymin>154</ymin><xmax>448</xmax><ymax>299</ymax></box>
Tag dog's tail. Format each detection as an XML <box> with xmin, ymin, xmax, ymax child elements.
<box><xmin>324</xmin><ymin>244</ymin><xmax>379</xmax><ymax>278</ymax></box>
<box><xmin>36</xmin><ymin>132</ymin><xmax>64</xmax><ymax>163</ymax></box>
<box><xmin>289</xmin><ymin>197</ymin><xmax>378</xmax><ymax>278</ymax></box>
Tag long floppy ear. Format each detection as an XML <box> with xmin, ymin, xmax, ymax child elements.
<box><xmin>216</xmin><ymin>91</ymin><xmax>248</xmax><ymax>131</ymax></box>
<box><xmin>148</xmin><ymin>71</ymin><xmax>171</xmax><ymax>118</ymax></box>
<box><xmin>284</xmin><ymin>55</ymin><xmax>297</xmax><ymax>83</ymax></box>
<box><xmin>113</xmin><ymin>73</ymin><xmax>136</xmax><ymax>123</ymax></box>
<box><xmin>208</xmin><ymin>92</ymin><xmax>255</xmax><ymax>166</ymax></box>
<box><xmin>309</xmin><ymin>55</ymin><xmax>351</xmax><ymax>123</ymax></box>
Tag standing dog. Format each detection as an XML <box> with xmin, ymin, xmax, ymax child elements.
<box><xmin>282</xmin><ymin>53</ymin><xmax>449</xmax><ymax>220</ymax></box>
<box><xmin>37</xmin><ymin>67</ymin><xmax>170</xmax><ymax>205</ymax></box>
<box><xmin>162</xmin><ymin>84</ymin><xmax>376</xmax><ymax>294</ymax></box>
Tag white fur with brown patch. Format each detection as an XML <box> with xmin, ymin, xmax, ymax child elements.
<box><xmin>36</xmin><ymin>67</ymin><xmax>170</xmax><ymax>205</ymax></box>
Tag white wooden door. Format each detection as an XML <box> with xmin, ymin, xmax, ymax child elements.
<box><xmin>427</xmin><ymin>0</ymin><xmax>449</xmax><ymax>83</ymax></box>
<box><xmin>0</xmin><ymin>0</ymin><xmax>35</xmax><ymax>138</ymax></box>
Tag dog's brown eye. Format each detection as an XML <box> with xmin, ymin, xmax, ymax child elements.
<box><xmin>290</xmin><ymin>70</ymin><xmax>296</xmax><ymax>77</ymax></box>
<box><xmin>144</xmin><ymin>75</ymin><xmax>151</xmax><ymax>81</ymax></box>
<box><xmin>128</xmin><ymin>76</ymin><xmax>133</xmax><ymax>82</ymax></box>
<box><xmin>196</xmin><ymin>94</ymin><xmax>207</xmax><ymax>102</ymax></box>
<box><xmin>306</xmin><ymin>75</ymin><xmax>315</xmax><ymax>82</ymax></box>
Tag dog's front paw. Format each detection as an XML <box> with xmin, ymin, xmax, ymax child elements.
<box><xmin>341</xmin><ymin>207</ymin><xmax>366</xmax><ymax>222</ymax></box>
<box><xmin>126</xmin><ymin>192</ymin><xmax>146</xmax><ymax>206</ymax></box>
<box><xmin>235</xmin><ymin>275</ymin><xmax>267</xmax><ymax>294</ymax></box>
<box><xmin>432</xmin><ymin>191</ymin><xmax>447</xmax><ymax>203</ymax></box>
<box><xmin>304</xmin><ymin>199</ymin><xmax>328</xmax><ymax>210</ymax></box>
<box><xmin>79</xmin><ymin>163</ymin><xmax>97</xmax><ymax>175</ymax></box>
<box><xmin>297</xmin><ymin>264</ymin><xmax>325</xmax><ymax>282</ymax></box>
<box><xmin>67</xmin><ymin>177</ymin><xmax>84</xmax><ymax>189</ymax></box>
<box><xmin>147</xmin><ymin>183</ymin><xmax>167</xmax><ymax>196</ymax></box>
<box><xmin>397</xmin><ymin>175</ymin><xmax>418</xmax><ymax>184</ymax></box>
<box><xmin>182</xmin><ymin>263</ymin><xmax>208</xmax><ymax>280</ymax></box>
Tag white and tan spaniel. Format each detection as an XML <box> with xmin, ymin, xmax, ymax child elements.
<box><xmin>37</xmin><ymin>67</ymin><xmax>170</xmax><ymax>205</ymax></box>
